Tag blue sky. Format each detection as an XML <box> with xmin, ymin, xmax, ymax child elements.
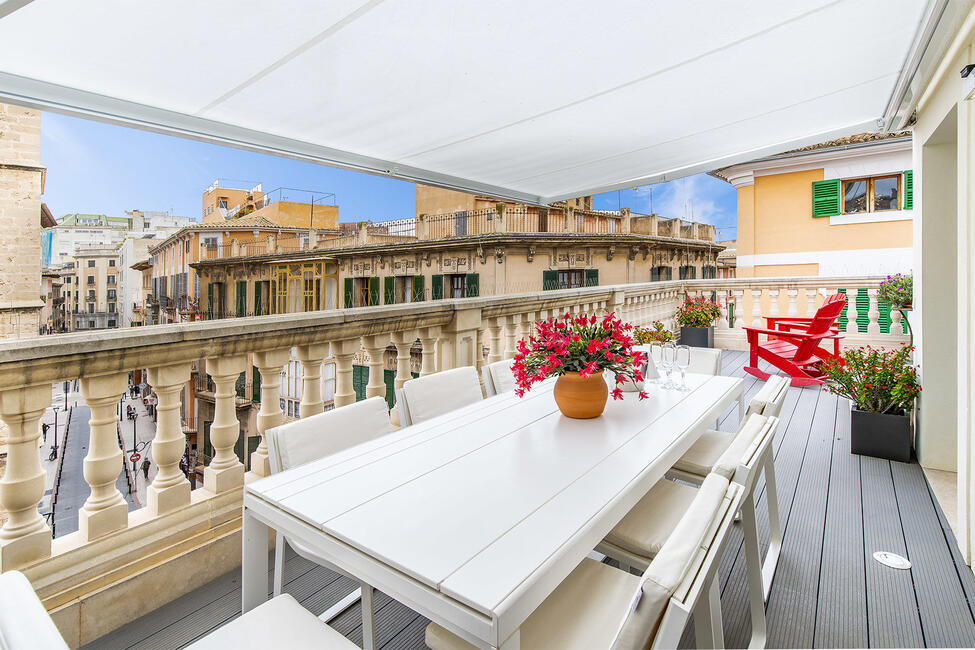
<box><xmin>40</xmin><ymin>111</ymin><xmax>736</xmax><ymax>238</ymax></box>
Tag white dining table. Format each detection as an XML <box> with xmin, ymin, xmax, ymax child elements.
<box><xmin>242</xmin><ymin>372</ymin><xmax>744</xmax><ymax>649</ymax></box>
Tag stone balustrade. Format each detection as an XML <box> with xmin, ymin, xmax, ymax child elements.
<box><xmin>0</xmin><ymin>275</ymin><xmax>907</xmax><ymax>645</ymax></box>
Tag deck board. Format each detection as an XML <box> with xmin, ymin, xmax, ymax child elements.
<box><xmin>85</xmin><ymin>350</ymin><xmax>975</xmax><ymax>650</ymax></box>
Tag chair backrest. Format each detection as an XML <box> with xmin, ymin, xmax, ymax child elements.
<box><xmin>686</xmin><ymin>348</ymin><xmax>722</xmax><ymax>376</ymax></box>
<box><xmin>481</xmin><ymin>359</ymin><xmax>517</xmax><ymax>397</ymax></box>
<box><xmin>610</xmin><ymin>474</ymin><xmax>734</xmax><ymax>650</ymax></box>
<box><xmin>266</xmin><ymin>396</ymin><xmax>392</xmax><ymax>473</ymax></box>
<box><xmin>713</xmin><ymin>414</ymin><xmax>779</xmax><ymax>488</ymax></box>
<box><xmin>400</xmin><ymin>366</ymin><xmax>483</xmax><ymax>426</ymax></box>
<box><xmin>746</xmin><ymin>375</ymin><xmax>790</xmax><ymax>418</ymax></box>
<box><xmin>0</xmin><ymin>571</ymin><xmax>69</xmax><ymax>650</ymax></box>
<box><xmin>793</xmin><ymin>294</ymin><xmax>846</xmax><ymax>363</ymax></box>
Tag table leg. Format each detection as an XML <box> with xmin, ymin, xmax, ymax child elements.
<box><xmin>361</xmin><ymin>582</ymin><xmax>376</xmax><ymax>650</ymax></box>
<box><xmin>498</xmin><ymin>629</ymin><xmax>520</xmax><ymax>650</ymax></box>
<box><xmin>242</xmin><ymin>506</ymin><xmax>270</xmax><ymax>614</ymax></box>
<box><xmin>738</xmin><ymin>385</ymin><xmax>746</xmax><ymax>424</ymax></box>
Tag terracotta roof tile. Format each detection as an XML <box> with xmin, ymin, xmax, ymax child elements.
<box><xmin>778</xmin><ymin>131</ymin><xmax>911</xmax><ymax>154</ymax></box>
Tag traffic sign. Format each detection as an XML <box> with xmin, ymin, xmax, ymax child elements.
<box><xmin>129</xmin><ymin>452</ymin><xmax>141</xmax><ymax>463</ymax></box>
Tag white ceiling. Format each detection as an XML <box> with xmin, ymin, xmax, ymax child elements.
<box><xmin>0</xmin><ymin>0</ymin><xmax>929</xmax><ymax>203</ymax></box>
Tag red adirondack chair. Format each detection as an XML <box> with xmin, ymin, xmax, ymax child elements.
<box><xmin>743</xmin><ymin>293</ymin><xmax>847</xmax><ymax>386</ymax></box>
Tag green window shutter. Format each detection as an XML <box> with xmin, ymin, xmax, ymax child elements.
<box><xmin>254</xmin><ymin>282</ymin><xmax>263</xmax><ymax>316</ymax></box>
<box><xmin>651</xmin><ymin>267</ymin><xmax>660</xmax><ymax>281</ymax></box>
<box><xmin>384</xmin><ymin>276</ymin><xmax>395</xmax><ymax>304</ymax></box>
<box><xmin>584</xmin><ymin>269</ymin><xmax>598</xmax><ymax>287</ymax></box>
<box><xmin>903</xmin><ymin>170</ymin><xmax>913</xmax><ymax>209</ymax></box>
<box><xmin>412</xmin><ymin>275</ymin><xmax>425</xmax><ymax>301</ymax></box>
<box><xmin>352</xmin><ymin>365</ymin><xmax>367</xmax><ymax>401</ymax></box>
<box><xmin>665</xmin><ymin>267</ymin><xmax>673</xmax><ymax>281</ymax></box>
<box><xmin>343</xmin><ymin>278</ymin><xmax>353</xmax><ymax>309</ymax></box>
<box><xmin>465</xmin><ymin>273</ymin><xmax>479</xmax><ymax>297</ymax></box>
<box><xmin>207</xmin><ymin>282</ymin><xmax>214</xmax><ymax>319</ymax></box>
<box><xmin>855</xmin><ymin>288</ymin><xmax>869</xmax><ymax>333</ymax></box>
<box><xmin>368</xmin><ymin>277</ymin><xmax>380</xmax><ymax>306</ymax></box>
<box><xmin>542</xmin><ymin>269</ymin><xmax>558</xmax><ymax>290</ymax></box>
<box><xmin>384</xmin><ymin>369</ymin><xmax>395</xmax><ymax>409</ymax></box>
<box><xmin>252</xmin><ymin>365</ymin><xmax>261</xmax><ymax>402</ymax></box>
<box><xmin>812</xmin><ymin>179</ymin><xmax>842</xmax><ymax>217</ymax></box>
<box><xmin>236</xmin><ymin>281</ymin><xmax>246</xmax><ymax>317</ymax></box>
<box><xmin>432</xmin><ymin>274</ymin><xmax>444</xmax><ymax>300</ymax></box>
<box><xmin>679</xmin><ymin>266</ymin><xmax>687</xmax><ymax>280</ymax></box>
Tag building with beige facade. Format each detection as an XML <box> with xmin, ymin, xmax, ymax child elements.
<box><xmin>61</xmin><ymin>245</ymin><xmax>121</xmax><ymax>331</ymax></box>
<box><xmin>202</xmin><ymin>180</ymin><xmax>339</xmax><ymax>229</ymax></box>
<box><xmin>712</xmin><ymin>132</ymin><xmax>914</xmax><ymax>278</ymax></box>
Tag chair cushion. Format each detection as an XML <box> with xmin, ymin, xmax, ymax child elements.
<box><xmin>187</xmin><ymin>594</ymin><xmax>357</xmax><ymax>649</ymax></box>
<box><xmin>604</xmin><ymin>478</ymin><xmax>698</xmax><ymax>560</ymax></box>
<box><xmin>266</xmin><ymin>396</ymin><xmax>392</xmax><ymax>473</ymax></box>
<box><xmin>611</xmin><ymin>474</ymin><xmax>731</xmax><ymax>650</ymax></box>
<box><xmin>712</xmin><ymin>414</ymin><xmax>769</xmax><ymax>480</ymax></box>
<box><xmin>747</xmin><ymin>375</ymin><xmax>788</xmax><ymax>417</ymax></box>
<box><xmin>402</xmin><ymin>366</ymin><xmax>483</xmax><ymax>424</ymax></box>
<box><xmin>672</xmin><ymin>429</ymin><xmax>734</xmax><ymax>477</ymax></box>
<box><xmin>426</xmin><ymin>558</ymin><xmax>641</xmax><ymax>650</ymax></box>
<box><xmin>488</xmin><ymin>360</ymin><xmax>517</xmax><ymax>394</ymax></box>
<box><xmin>687</xmin><ymin>348</ymin><xmax>722</xmax><ymax>376</ymax></box>
<box><xmin>0</xmin><ymin>571</ymin><xmax>68</xmax><ymax>650</ymax></box>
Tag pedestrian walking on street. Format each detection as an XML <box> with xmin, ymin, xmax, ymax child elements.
<box><xmin>141</xmin><ymin>458</ymin><xmax>150</xmax><ymax>480</ymax></box>
<box><xmin>41</xmin><ymin>422</ymin><xmax>48</xmax><ymax>443</ymax></box>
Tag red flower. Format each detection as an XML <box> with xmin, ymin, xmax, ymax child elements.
<box><xmin>611</xmin><ymin>387</ymin><xmax>624</xmax><ymax>400</ymax></box>
<box><xmin>638</xmin><ymin>391</ymin><xmax>649</xmax><ymax>401</ymax></box>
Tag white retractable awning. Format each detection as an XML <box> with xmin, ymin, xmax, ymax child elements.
<box><xmin>0</xmin><ymin>0</ymin><xmax>937</xmax><ymax>204</ymax></box>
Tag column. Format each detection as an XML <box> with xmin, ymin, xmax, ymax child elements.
<box><xmin>251</xmin><ymin>349</ymin><xmax>290</xmax><ymax>477</ymax></box>
<box><xmin>330</xmin><ymin>338</ymin><xmax>360</xmax><ymax>407</ymax></box>
<box><xmin>751</xmin><ymin>289</ymin><xmax>763</xmax><ymax>327</ymax></box>
<box><xmin>732</xmin><ymin>290</ymin><xmax>744</xmax><ymax>329</ymax></box>
<box><xmin>787</xmin><ymin>290</ymin><xmax>799</xmax><ymax>317</ymax></box>
<box><xmin>78</xmin><ymin>372</ymin><xmax>129</xmax><ymax>540</ymax></box>
<box><xmin>867</xmin><ymin>288</ymin><xmax>881</xmax><ymax>335</ymax></box>
<box><xmin>391</xmin><ymin>331</ymin><xmax>417</xmax><ymax>389</ymax></box>
<box><xmin>296</xmin><ymin>344</ymin><xmax>329</xmax><ymax>418</ymax></box>
<box><xmin>146</xmin><ymin>362</ymin><xmax>192</xmax><ymax>516</ymax></box>
<box><xmin>487</xmin><ymin>318</ymin><xmax>504</xmax><ymax>364</ymax></box>
<box><xmin>418</xmin><ymin>326</ymin><xmax>441</xmax><ymax>376</ymax></box>
<box><xmin>204</xmin><ymin>354</ymin><xmax>247</xmax><ymax>493</ymax></box>
<box><xmin>361</xmin><ymin>335</ymin><xmax>390</xmax><ymax>400</ymax></box>
<box><xmin>0</xmin><ymin>385</ymin><xmax>51</xmax><ymax>570</ymax></box>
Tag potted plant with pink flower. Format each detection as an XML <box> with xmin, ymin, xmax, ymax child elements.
<box><xmin>512</xmin><ymin>312</ymin><xmax>648</xmax><ymax>419</ymax></box>
<box><xmin>676</xmin><ymin>297</ymin><xmax>722</xmax><ymax>347</ymax></box>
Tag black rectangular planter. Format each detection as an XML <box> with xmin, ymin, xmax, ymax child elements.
<box><xmin>850</xmin><ymin>408</ymin><xmax>912</xmax><ymax>462</ymax></box>
<box><xmin>679</xmin><ymin>326</ymin><xmax>714</xmax><ymax>348</ymax></box>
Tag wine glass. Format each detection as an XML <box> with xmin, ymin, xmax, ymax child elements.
<box><xmin>676</xmin><ymin>345</ymin><xmax>691</xmax><ymax>391</ymax></box>
<box><xmin>648</xmin><ymin>342</ymin><xmax>663</xmax><ymax>384</ymax></box>
<box><xmin>660</xmin><ymin>342</ymin><xmax>676</xmax><ymax>389</ymax></box>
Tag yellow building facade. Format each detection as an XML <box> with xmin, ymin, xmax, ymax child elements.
<box><xmin>713</xmin><ymin>133</ymin><xmax>914</xmax><ymax>277</ymax></box>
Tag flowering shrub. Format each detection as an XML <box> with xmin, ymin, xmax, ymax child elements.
<box><xmin>634</xmin><ymin>321</ymin><xmax>676</xmax><ymax>344</ymax></box>
<box><xmin>821</xmin><ymin>345</ymin><xmax>920</xmax><ymax>415</ymax></box>
<box><xmin>878</xmin><ymin>273</ymin><xmax>913</xmax><ymax>308</ymax></box>
<box><xmin>512</xmin><ymin>312</ymin><xmax>648</xmax><ymax>400</ymax></box>
<box><xmin>676</xmin><ymin>297</ymin><xmax>721</xmax><ymax>328</ymax></box>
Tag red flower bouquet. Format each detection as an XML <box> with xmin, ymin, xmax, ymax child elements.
<box><xmin>512</xmin><ymin>312</ymin><xmax>649</xmax><ymax>402</ymax></box>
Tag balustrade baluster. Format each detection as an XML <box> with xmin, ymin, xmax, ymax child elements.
<box><xmin>891</xmin><ymin>307</ymin><xmax>904</xmax><ymax>336</ymax></box>
<box><xmin>392</xmin><ymin>331</ymin><xmax>417</xmax><ymax>389</ymax></box>
<box><xmin>296</xmin><ymin>344</ymin><xmax>328</xmax><ymax>417</ymax></box>
<box><xmin>79</xmin><ymin>372</ymin><xmax>130</xmax><ymax>539</ymax></box>
<box><xmin>205</xmin><ymin>355</ymin><xmax>247</xmax><ymax>493</ymax></box>
<box><xmin>732</xmin><ymin>290</ymin><xmax>744</xmax><ymax>328</ymax></box>
<box><xmin>487</xmin><ymin>318</ymin><xmax>504</xmax><ymax>364</ymax></box>
<box><xmin>867</xmin><ymin>288</ymin><xmax>881</xmax><ymax>335</ymax></box>
<box><xmin>146</xmin><ymin>362</ymin><xmax>192</xmax><ymax>515</ymax></box>
<box><xmin>768</xmin><ymin>289</ymin><xmax>780</xmax><ymax>319</ymax></box>
<box><xmin>330</xmin><ymin>339</ymin><xmax>360</xmax><ymax>407</ymax></box>
<box><xmin>418</xmin><ymin>327</ymin><xmax>441</xmax><ymax>377</ymax></box>
<box><xmin>503</xmin><ymin>315</ymin><xmax>521</xmax><ymax>358</ymax></box>
<box><xmin>847</xmin><ymin>289</ymin><xmax>860</xmax><ymax>334</ymax></box>
<box><xmin>804</xmin><ymin>289</ymin><xmax>818</xmax><ymax>318</ymax></box>
<box><xmin>0</xmin><ymin>385</ymin><xmax>51</xmax><ymax>569</ymax></box>
<box><xmin>751</xmin><ymin>289</ymin><xmax>763</xmax><ymax>327</ymax></box>
<box><xmin>361</xmin><ymin>335</ymin><xmax>390</xmax><ymax>400</ymax></box>
<box><xmin>251</xmin><ymin>349</ymin><xmax>290</xmax><ymax>477</ymax></box>
<box><xmin>717</xmin><ymin>294</ymin><xmax>729</xmax><ymax>329</ymax></box>
<box><xmin>787</xmin><ymin>290</ymin><xmax>799</xmax><ymax>317</ymax></box>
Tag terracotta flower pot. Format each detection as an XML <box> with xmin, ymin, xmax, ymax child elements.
<box><xmin>554</xmin><ymin>370</ymin><xmax>609</xmax><ymax>419</ymax></box>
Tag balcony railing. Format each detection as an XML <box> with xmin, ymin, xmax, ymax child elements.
<box><xmin>0</xmin><ymin>275</ymin><xmax>908</xmax><ymax>646</ymax></box>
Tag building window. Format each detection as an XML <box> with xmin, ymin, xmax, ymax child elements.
<box><xmin>88</xmin><ymin>260</ymin><xmax>95</xmax><ymax>267</ymax></box>
<box><xmin>108</xmin><ymin>260</ymin><xmax>116</xmax><ymax>267</ymax></box>
<box><xmin>842</xmin><ymin>175</ymin><xmax>900</xmax><ymax>214</ymax></box>
<box><xmin>87</xmin><ymin>290</ymin><xmax>95</xmax><ymax>300</ymax></box>
<box><xmin>88</xmin><ymin>320</ymin><xmax>94</xmax><ymax>328</ymax></box>
<box><xmin>107</xmin><ymin>289</ymin><xmax>116</xmax><ymax>300</ymax></box>
<box><xmin>449</xmin><ymin>274</ymin><xmax>465</xmax><ymax>298</ymax></box>
<box><xmin>87</xmin><ymin>275</ymin><xmax>95</xmax><ymax>285</ymax></box>
<box><xmin>107</xmin><ymin>275</ymin><xmax>116</xmax><ymax>285</ymax></box>
<box><xmin>108</xmin><ymin>303</ymin><xmax>116</xmax><ymax>313</ymax></box>
<box><xmin>557</xmin><ymin>270</ymin><xmax>584</xmax><ymax>289</ymax></box>
<box><xmin>108</xmin><ymin>319</ymin><xmax>116</xmax><ymax>328</ymax></box>
<box><xmin>87</xmin><ymin>304</ymin><xmax>94</xmax><ymax>314</ymax></box>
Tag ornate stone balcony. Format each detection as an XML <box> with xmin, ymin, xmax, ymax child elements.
<box><xmin>0</xmin><ymin>276</ymin><xmax>910</xmax><ymax>646</ymax></box>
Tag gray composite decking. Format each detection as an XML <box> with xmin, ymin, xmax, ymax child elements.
<box><xmin>86</xmin><ymin>351</ymin><xmax>975</xmax><ymax>649</ymax></box>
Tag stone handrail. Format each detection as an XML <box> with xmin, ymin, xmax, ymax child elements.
<box><xmin>0</xmin><ymin>275</ymin><xmax>905</xmax><ymax>646</ymax></box>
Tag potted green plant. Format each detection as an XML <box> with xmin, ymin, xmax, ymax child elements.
<box><xmin>822</xmin><ymin>345</ymin><xmax>920</xmax><ymax>462</ymax></box>
<box><xmin>878</xmin><ymin>273</ymin><xmax>913</xmax><ymax>309</ymax></box>
<box><xmin>675</xmin><ymin>297</ymin><xmax>721</xmax><ymax>347</ymax></box>
<box><xmin>633</xmin><ymin>321</ymin><xmax>676</xmax><ymax>344</ymax></box>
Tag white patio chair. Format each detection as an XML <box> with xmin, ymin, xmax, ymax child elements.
<box><xmin>425</xmin><ymin>473</ymin><xmax>743</xmax><ymax>650</ymax></box>
<box><xmin>395</xmin><ymin>366</ymin><xmax>482</xmax><ymax>427</ymax></box>
<box><xmin>0</xmin><ymin>570</ymin><xmax>357</xmax><ymax>650</ymax></box>
<box><xmin>265</xmin><ymin>396</ymin><xmax>393</xmax><ymax>649</ymax></box>
<box><xmin>598</xmin><ymin>414</ymin><xmax>779</xmax><ymax>649</ymax></box>
<box><xmin>481</xmin><ymin>359</ymin><xmax>517</xmax><ymax>396</ymax></box>
<box><xmin>686</xmin><ymin>347</ymin><xmax>722</xmax><ymax>375</ymax></box>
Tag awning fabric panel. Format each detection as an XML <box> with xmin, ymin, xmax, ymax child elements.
<box><xmin>0</xmin><ymin>0</ymin><xmax>926</xmax><ymax>202</ymax></box>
